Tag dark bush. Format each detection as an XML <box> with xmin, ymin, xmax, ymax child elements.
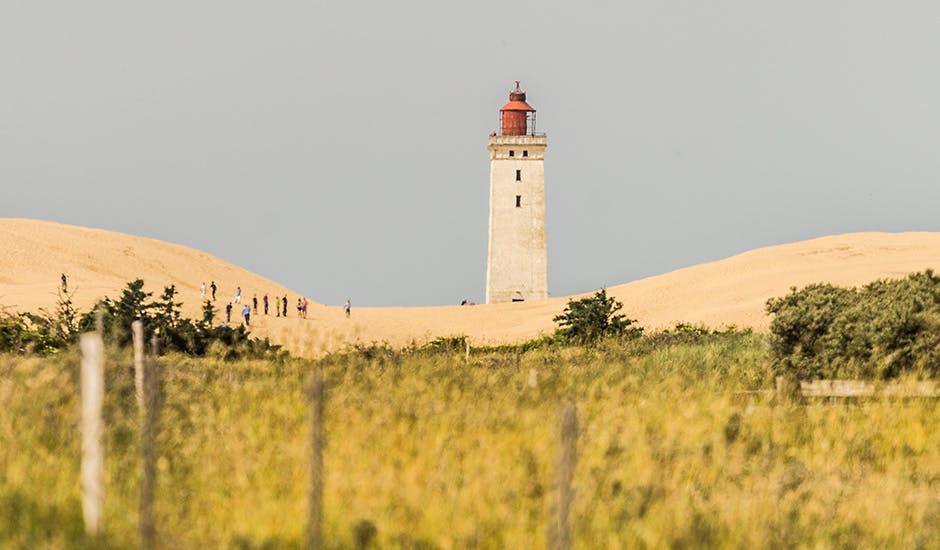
<box><xmin>2</xmin><ymin>279</ymin><xmax>282</xmax><ymax>360</ymax></box>
<box><xmin>766</xmin><ymin>271</ymin><xmax>940</xmax><ymax>379</ymax></box>
<box><xmin>553</xmin><ymin>289</ymin><xmax>643</xmax><ymax>344</ymax></box>
<box><xmin>419</xmin><ymin>335</ymin><xmax>468</xmax><ymax>354</ymax></box>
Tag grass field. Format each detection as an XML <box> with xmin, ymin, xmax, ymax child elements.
<box><xmin>2</xmin><ymin>333</ymin><xmax>939</xmax><ymax>548</ymax></box>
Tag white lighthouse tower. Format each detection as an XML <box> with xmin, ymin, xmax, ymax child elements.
<box><xmin>486</xmin><ymin>82</ymin><xmax>548</xmax><ymax>303</ymax></box>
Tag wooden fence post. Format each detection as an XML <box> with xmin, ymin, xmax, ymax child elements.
<box><xmin>80</xmin><ymin>332</ymin><xmax>105</xmax><ymax>536</ymax></box>
<box><xmin>139</xmin><ymin>331</ymin><xmax>158</xmax><ymax>549</ymax></box>
<box><xmin>774</xmin><ymin>374</ymin><xmax>804</xmax><ymax>404</ymax></box>
<box><xmin>552</xmin><ymin>402</ymin><xmax>578</xmax><ymax>550</ymax></box>
<box><xmin>307</xmin><ymin>368</ymin><xmax>325</xmax><ymax>550</ymax></box>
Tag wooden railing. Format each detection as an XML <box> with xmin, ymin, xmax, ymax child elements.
<box><xmin>797</xmin><ymin>379</ymin><xmax>939</xmax><ymax>398</ymax></box>
<box><xmin>735</xmin><ymin>378</ymin><xmax>940</xmax><ymax>400</ymax></box>
<box><xmin>749</xmin><ymin>377</ymin><xmax>940</xmax><ymax>399</ymax></box>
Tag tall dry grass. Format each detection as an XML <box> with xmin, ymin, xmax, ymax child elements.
<box><xmin>1</xmin><ymin>334</ymin><xmax>939</xmax><ymax>548</ymax></box>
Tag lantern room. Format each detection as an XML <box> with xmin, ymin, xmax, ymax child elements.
<box><xmin>499</xmin><ymin>81</ymin><xmax>537</xmax><ymax>136</ymax></box>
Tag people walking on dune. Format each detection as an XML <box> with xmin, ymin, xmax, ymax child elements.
<box><xmin>296</xmin><ymin>298</ymin><xmax>302</xmax><ymax>318</ymax></box>
<box><xmin>200</xmin><ymin>282</ymin><xmax>206</xmax><ymax>299</ymax></box>
<box><xmin>345</xmin><ymin>298</ymin><xmax>351</xmax><ymax>318</ymax></box>
<box><xmin>61</xmin><ymin>273</ymin><xmax>67</xmax><ymax>292</ymax></box>
<box><xmin>225</xmin><ymin>302</ymin><xmax>232</xmax><ymax>323</ymax></box>
<box><xmin>302</xmin><ymin>298</ymin><xmax>308</xmax><ymax>319</ymax></box>
<box><xmin>252</xmin><ymin>294</ymin><xmax>258</xmax><ymax>314</ymax></box>
<box><xmin>263</xmin><ymin>293</ymin><xmax>269</xmax><ymax>315</ymax></box>
<box><xmin>210</xmin><ymin>281</ymin><xmax>217</xmax><ymax>301</ymax></box>
<box><xmin>234</xmin><ymin>286</ymin><xmax>242</xmax><ymax>303</ymax></box>
<box><xmin>275</xmin><ymin>296</ymin><xmax>281</xmax><ymax>317</ymax></box>
<box><xmin>242</xmin><ymin>304</ymin><xmax>251</xmax><ymax>326</ymax></box>
<box><xmin>282</xmin><ymin>295</ymin><xmax>288</xmax><ymax>317</ymax></box>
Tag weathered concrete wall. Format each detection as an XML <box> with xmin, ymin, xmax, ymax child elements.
<box><xmin>486</xmin><ymin>134</ymin><xmax>548</xmax><ymax>303</ymax></box>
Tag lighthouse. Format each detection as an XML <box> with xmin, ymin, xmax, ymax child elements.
<box><xmin>486</xmin><ymin>82</ymin><xmax>548</xmax><ymax>303</ymax></box>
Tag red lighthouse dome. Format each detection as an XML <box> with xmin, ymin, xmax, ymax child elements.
<box><xmin>500</xmin><ymin>81</ymin><xmax>536</xmax><ymax>136</ymax></box>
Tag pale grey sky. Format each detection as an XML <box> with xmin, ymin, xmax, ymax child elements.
<box><xmin>3</xmin><ymin>2</ymin><xmax>940</xmax><ymax>306</ymax></box>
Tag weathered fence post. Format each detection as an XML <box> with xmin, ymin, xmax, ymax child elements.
<box><xmin>139</xmin><ymin>332</ymin><xmax>159</xmax><ymax>549</ymax></box>
<box><xmin>774</xmin><ymin>374</ymin><xmax>804</xmax><ymax>405</ymax></box>
<box><xmin>307</xmin><ymin>368</ymin><xmax>325</xmax><ymax>550</ymax></box>
<box><xmin>133</xmin><ymin>320</ymin><xmax>144</xmax><ymax>408</ymax></box>
<box><xmin>80</xmin><ymin>332</ymin><xmax>105</xmax><ymax>536</ymax></box>
<box><xmin>552</xmin><ymin>402</ymin><xmax>578</xmax><ymax>550</ymax></box>
<box><xmin>528</xmin><ymin>369</ymin><xmax>539</xmax><ymax>388</ymax></box>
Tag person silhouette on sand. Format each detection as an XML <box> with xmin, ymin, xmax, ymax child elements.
<box><xmin>225</xmin><ymin>302</ymin><xmax>232</xmax><ymax>323</ymax></box>
<box><xmin>282</xmin><ymin>295</ymin><xmax>288</xmax><ymax>317</ymax></box>
<box><xmin>345</xmin><ymin>298</ymin><xmax>351</xmax><ymax>318</ymax></box>
<box><xmin>242</xmin><ymin>304</ymin><xmax>251</xmax><ymax>326</ymax></box>
<box><xmin>211</xmin><ymin>281</ymin><xmax>217</xmax><ymax>301</ymax></box>
<box><xmin>263</xmin><ymin>293</ymin><xmax>269</xmax><ymax>315</ymax></box>
<box><xmin>61</xmin><ymin>273</ymin><xmax>67</xmax><ymax>292</ymax></box>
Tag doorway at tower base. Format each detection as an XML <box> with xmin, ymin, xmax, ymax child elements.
<box><xmin>487</xmin><ymin>289</ymin><xmax>549</xmax><ymax>303</ymax></box>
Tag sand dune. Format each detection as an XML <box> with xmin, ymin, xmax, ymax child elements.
<box><xmin>4</xmin><ymin>218</ymin><xmax>940</xmax><ymax>356</ymax></box>
<box><xmin>0</xmin><ymin>218</ymin><xmax>300</xmax><ymax>328</ymax></box>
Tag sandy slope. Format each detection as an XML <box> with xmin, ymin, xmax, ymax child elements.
<box><xmin>4</xmin><ymin>218</ymin><xmax>940</xmax><ymax>356</ymax></box>
<box><xmin>0</xmin><ymin>218</ymin><xmax>297</xmax><ymax>321</ymax></box>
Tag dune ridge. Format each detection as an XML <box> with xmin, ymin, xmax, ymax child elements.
<box><xmin>5</xmin><ymin>218</ymin><xmax>940</xmax><ymax>355</ymax></box>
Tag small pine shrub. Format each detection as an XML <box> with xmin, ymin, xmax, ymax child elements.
<box><xmin>553</xmin><ymin>289</ymin><xmax>643</xmax><ymax>344</ymax></box>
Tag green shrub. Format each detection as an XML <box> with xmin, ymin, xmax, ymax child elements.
<box><xmin>643</xmin><ymin>323</ymin><xmax>752</xmax><ymax>349</ymax></box>
<box><xmin>419</xmin><ymin>335</ymin><xmax>468</xmax><ymax>354</ymax></box>
<box><xmin>553</xmin><ymin>289</ymin><xmax>643</xmax><ymax>344</ymax></box>
<box><xmin>766</xmin><ymin>271</ymin><xmax>940</xmax><ymax>379</ymax></box>
<box><xmin>3</xmin><ymin>279</ymin><xmax>282</xmax><ymax>360</ymax></box>
<box><xmin>0</xmin><ymin>316</ymin><xmax>54</xmax><ymax>355</ymax></box>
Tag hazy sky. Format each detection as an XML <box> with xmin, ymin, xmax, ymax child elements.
<box><xmin>4</xmin><ymin>2</ymin><xmax>940</xmax><ymax>306</ymax></box>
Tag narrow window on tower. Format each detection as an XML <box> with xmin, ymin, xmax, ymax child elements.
<box><xmin>508</xmin><ymin>150</ymin><xmax>515</xmax><ymax>157</ymax></box>
<box><xmin>515</xmin><ymin>169</ymin><xmax>521</xmax><ymax>181</ymax></box>
<box><xmin>515</xmin><ymin>195</ymin><xmax>522</xmax><ymax>208</ymax></box>
<box><xmin>522</xmin><ymin>150</ymin><xmax>528</xmax><ymax>157</ymax></box>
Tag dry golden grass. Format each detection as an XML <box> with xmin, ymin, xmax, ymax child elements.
<box><xmin>2</xmin><ymin>336</ymin><xmax>939</xmax><ymax>548</ymax></box>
